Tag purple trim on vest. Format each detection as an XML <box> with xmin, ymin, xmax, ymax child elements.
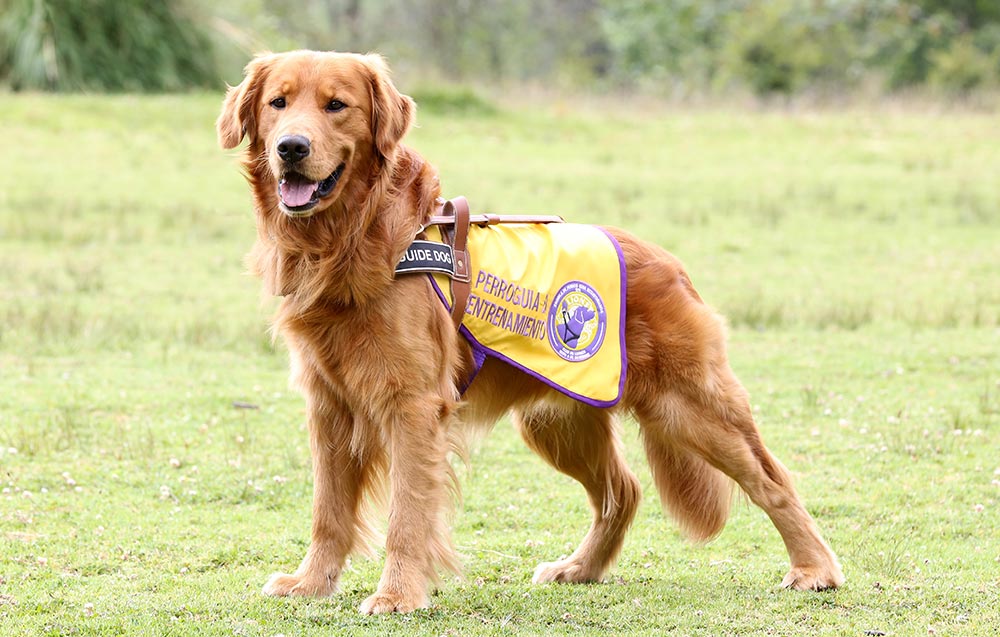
<box><xmin>425</xmin><ymin>229</ymin><xmax>627</xmax><ymax>408</ymax></box>
<box><xmin>427</xmin><ymin>275</ymin><xmax>487</xmax><ymax>393</ymax></box>
<box><xmin>598</xmin><ymin>226</ymin><xmax>629</xmax><ymax>406</ymax></box>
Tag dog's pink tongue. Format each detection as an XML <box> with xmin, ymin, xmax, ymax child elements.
<box><xmin>280</xmin><ymin>175</ymin><xmax>318</xmax><ymax>207</ymax></box>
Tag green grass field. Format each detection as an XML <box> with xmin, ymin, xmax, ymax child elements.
<box><xmin>1</xmin><ymin>93</ymin><xmax>998</xmax><ymax>636</ymax></box>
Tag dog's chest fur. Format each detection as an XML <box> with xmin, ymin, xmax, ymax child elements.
<box><xmin>280</xmin><ymin>274</ymin><xmax>455</xmax><ymax>417</ymax></box>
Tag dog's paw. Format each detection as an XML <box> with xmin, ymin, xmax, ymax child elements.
<box><xmin>262</xmin><ymin>571</ymin><xmax>337</xmax><ymax>597</ymax></box>
<box><xmin>781</xmin><ymin>563</ymin><xmax>845</xmax><ymax>591</ymax></box>
<box><xmin>532</xmin><ymin>559</ymin><xmax>601</xmax><ymax>584</ymax></box>
<box><xmin>358</xmin><ymin>589</ymin><xmax>429</xmax><ymax>615</ymax></box>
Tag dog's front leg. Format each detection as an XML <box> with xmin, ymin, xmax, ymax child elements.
<box><xmin>264</xmin><ymin>390</ymin><xmax>375</xmax><ymax>598</ymax></box>
<box><xmin>359</xmin><ymin>396</ymin><xmax>456</xmax><ymax>614</ymax></box>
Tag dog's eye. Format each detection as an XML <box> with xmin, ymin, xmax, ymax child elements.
<box><xmin>326</xmin><ymin>100</ymin><xmax>346</xmax><ymax>113</ymax></box>
<box><xmin>270</xmin><ymin>97</ymin><xmax>286</xmax><ymax>109</ymax></box>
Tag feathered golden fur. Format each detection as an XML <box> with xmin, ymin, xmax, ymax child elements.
<box><xmin>217</xmin><ymin>50</ymin><xmax>844</xmax><ymax>615</ymax></box>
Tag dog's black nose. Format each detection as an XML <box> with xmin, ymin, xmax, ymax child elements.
<box><xmin>276</xmin><ymin>135</ymin><xmax>310</xmax><ymax>163</ymax></box>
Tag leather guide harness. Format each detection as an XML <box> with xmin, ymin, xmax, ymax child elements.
<box><xmin>395</xmin><ymin>196</ymin><xmax>564</xmax><ymax>330</ymax></box>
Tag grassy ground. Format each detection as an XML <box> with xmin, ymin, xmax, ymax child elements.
<box><xmin>1</xmin><ymin>93</ymin><xmax>998</xmax><ymax>636</ymax></box>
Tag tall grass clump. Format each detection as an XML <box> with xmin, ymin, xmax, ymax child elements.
<box><xmin>0</xmin><ymin>0</ymin><xmax>220</xmax><ymax>91</ymax></box>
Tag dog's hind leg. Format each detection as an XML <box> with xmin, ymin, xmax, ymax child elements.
<box><xmin>635</xmin><ymin>369</ymin><xmax>844</xmax><ymax>591</ymax></box>
<box><xmin>613</xmin><ymin>231</ymin><xmax>842</xmax><ymax>590</ymax></box>
<box><xmin>514</xmin><ymin>395</ymin><xmax>641</xmax><ymax>584</ymax></box>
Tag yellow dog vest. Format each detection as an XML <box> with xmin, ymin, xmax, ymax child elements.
<box><xmin>424</xmin><ymin>222</ymin><xmax>626</xmax><ymax>407</ymax></box>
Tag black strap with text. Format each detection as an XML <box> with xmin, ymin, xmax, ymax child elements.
<box><xmin>395</xmin><ymin>240</ymin><xmax>456</xmax><ymax>276</ymax></box>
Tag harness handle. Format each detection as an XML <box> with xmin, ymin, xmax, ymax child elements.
<box><xmin>443</xmin><ymin>197</ymin><xmax>471</xmax><ymax>330</ymax></box>
<box><xmin>423</xmin><ymin>196</ymin><xmax>564</xmax><ymax>332</ymax></box>
<box><xmin>424</xmin><ymin>213</ymin><xmax>564</xmax><ymax>226</ymax></box>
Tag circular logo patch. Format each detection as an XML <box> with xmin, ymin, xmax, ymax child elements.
<box><xmin>547</xmin><ymin>281</ymin><xmax>607</xmax><ymax>362</ymax></box>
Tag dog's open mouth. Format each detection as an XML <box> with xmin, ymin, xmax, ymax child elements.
<box><xmin>278</xmin><ymin>163</ymin><xmax>345</xmax><ymax>214</ymax></box>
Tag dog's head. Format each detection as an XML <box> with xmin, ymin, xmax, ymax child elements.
<box><xmin>217</xmin><ymin>51</ymin><xmax>414</xmax><ymax>218</ymax></box>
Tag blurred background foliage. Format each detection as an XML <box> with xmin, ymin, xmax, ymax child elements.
<box><xmin>1</xmin><ymin>0</ymin><xmax>999</xmax><ymax>97</ymax></box>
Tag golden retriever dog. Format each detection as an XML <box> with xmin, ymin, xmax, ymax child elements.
<box><xmin>217</xmin><ymin>50</ymin><xmax>844</xmax><ymax>614</ymax></box>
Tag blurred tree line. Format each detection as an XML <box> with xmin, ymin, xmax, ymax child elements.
<box><xmin>2</xmin><ymin>0</ymin><xmax>999</xmax><ymax>96</ymax></box>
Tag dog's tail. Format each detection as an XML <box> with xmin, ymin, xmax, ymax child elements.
<box><xmin>640</xmin><ymin>430</ymin><xmax>734</xmax><ymax>542</ymax></box>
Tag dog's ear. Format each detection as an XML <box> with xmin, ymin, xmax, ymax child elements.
<box><xmin>364</xmin><ymin>54</ymin><xmax>415</xmax><ymax>161</ymax></box>
<box><xmin>217</xmin><ymin>54</ymin><xmax>275</xmax><ymax>149</ymax></box>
